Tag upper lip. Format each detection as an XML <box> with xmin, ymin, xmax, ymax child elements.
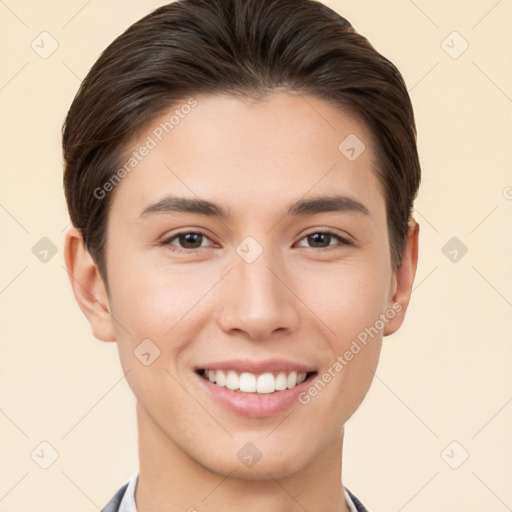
<box><xmin>196</xmin><ymin>358</ymin><xmax>316</xmax><ymax>374</ymax></box>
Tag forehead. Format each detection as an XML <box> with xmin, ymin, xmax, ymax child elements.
<box><xmin>109</xmin><ymin>91</ymin><xmax>385</xmax><ymax>224</ymax></box>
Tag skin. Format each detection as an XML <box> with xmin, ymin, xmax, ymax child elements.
<box><xmin>64</xmin><ymin>90</ymin><xmax>419</xmax><ymax>512</ymax></box>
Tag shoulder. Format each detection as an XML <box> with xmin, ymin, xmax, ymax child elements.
<box><xmin>100</xmin><ymin>482</ymin><xmax>129</xmax><ymax>512</ymax></box>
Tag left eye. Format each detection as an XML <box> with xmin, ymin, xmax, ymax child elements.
<box><xmin>295</xmin><ymin>231</ymin><xmax>350</xmax><ymax>249</ymax></box>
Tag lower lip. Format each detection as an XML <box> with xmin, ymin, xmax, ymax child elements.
<box><xmin>195</xmin><ymin>371</ymin><xmax>316</xmax><ymax>418</ymax></box>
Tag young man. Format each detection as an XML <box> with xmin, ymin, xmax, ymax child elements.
<box><xmin>62</xmin><ymin>0</ymin><xmax>421</xmax><ymax>510</ymax></box>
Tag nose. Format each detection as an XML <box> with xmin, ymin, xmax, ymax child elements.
<box><xmin>216</xmin><ymin>246</ymin><xmax>300</xmax><ymax>341</ymax></box>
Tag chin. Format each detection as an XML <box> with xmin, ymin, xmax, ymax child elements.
<box><xmin>193</xmin><ymin>441</ymin><xmax>314</xmax><ymax>481</ymax></box>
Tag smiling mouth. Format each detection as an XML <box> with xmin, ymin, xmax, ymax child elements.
<box><xmin>196</xmin><ymin>369</ymin><xmax>317</xmax><ymax>394</ymax></box>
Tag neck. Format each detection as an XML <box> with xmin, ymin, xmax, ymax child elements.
<box><xmin>134</xmin><ymin>401</ymin><xmax>350</xmax><ymax>512</ymax></box>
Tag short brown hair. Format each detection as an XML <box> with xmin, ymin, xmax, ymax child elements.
<box><xmin>63</xmin><ymin>0</ymin><xmax>421</xmax><ymax>284</ymax></box>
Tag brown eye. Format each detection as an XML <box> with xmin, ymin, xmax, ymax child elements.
<box><xmin>296</xmin><ymin>231</ymin><xmax>351</xmax><ymax>249</ymax></box>
<box><xmin>160</xmin><ymin>231</ymin><xmax>214</xmax><ymax>251</ymax></box>
<box><xmin>177</xmin><ymin>232</ymin><xmax>204</xmax><ymax>249</ymax></box>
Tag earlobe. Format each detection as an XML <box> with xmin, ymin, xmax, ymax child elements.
<box><xmin>383</xmin><ymin>221</ymin><xmax>420</xmax><ymax>337</ymax></box>
<box><xmin>63</xmin><ymin>226</ymin><xmax>116</xmax><ymax>342</ymax></box>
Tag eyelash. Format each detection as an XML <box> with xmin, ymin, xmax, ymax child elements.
<box><xmin>159</xmin><ymin>229</ymin><xmax>352</xmax><ymax>252</ymax></box>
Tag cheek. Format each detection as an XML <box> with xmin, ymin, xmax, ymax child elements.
<box><xmin>106</xmin><ymin>256</ymin><xmax>206</xmax><ymax>401</ymax></box>
<box><xmin>107</xmin><ymin>253</ymin><xmax>217</xmax><ymax>346</ymax></box>
<box><xmin>314</xmin><ymin>259</ymin><xmax>388</xmax><ymax>414</ymax></box>
<box><xmin>111</xmin><ymin>273</ymin><xmax>176</xmax><ymax>337</ymax></box>
<box><xmin>306</xmin><ymin>257</ymin><xmax>390</xmax><ymax>346</ymax></box>
<box><xmin>112</xmin><ymin>257</ymin><xmax>189</xmax><ymax>330</ymax></box>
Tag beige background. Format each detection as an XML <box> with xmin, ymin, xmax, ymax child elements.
<box><xmin>1</xmin><ymin>0</ymin><xmax>511</xmax><ymax>510</ymax></box>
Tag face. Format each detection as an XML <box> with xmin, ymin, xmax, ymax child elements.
<box><xmin>75</xmin><ymin>91</ymin><xmax>414</xmax><ymax>479</ymax></box>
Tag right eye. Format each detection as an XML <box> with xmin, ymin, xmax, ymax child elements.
<box><xmin>159</xmin><ymin>230</ymin><xmax>216</xmax><ymax>251</ymax></box>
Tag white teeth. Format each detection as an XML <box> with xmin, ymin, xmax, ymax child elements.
<box><xmin>297</xmin><ymin>372</ymin><xmax>307</xmax><ymax>384</ymax></box>
<box><xmin>225</xmin><ymin>370</ymin><xmax>239</xmax><ymax>391</ymax></box>
<box><xmin>287</xmin><ymin>371</ymin><xmax>297</xmax><ymax>389</ymax></box>
<box><xmin>275</xmin><ymin>372</ymin><xmax>288</xmax><ymax>391</ymax></box>
<box><xmin>256</xmin><ymin>373</ymin><xmax>275</xmax><ymax>394</ymax></box>
<box><xmin>202</xmin><ymin>369</ymin><xmax>309</xmax><ymax>394</ymax></box>
<box><xmin>216</xmin><ymin>369</ymin><xmax>226</xmax><ymax>386</ymax></box>
<box><xmin>239</xmin><ymin>372</ymin><xmax>256</xmax><ymax>392</ymax></box>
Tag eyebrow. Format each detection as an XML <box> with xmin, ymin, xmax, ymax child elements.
<box><xmin>138</xmin><ymin>194</ymin><xmax>370</xmax><ymax>219</ymax></box>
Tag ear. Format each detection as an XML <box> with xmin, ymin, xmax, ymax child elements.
<box><xmin>383</xmin><ymin>221</ymin><xmax>420</xmax><ymax>336</ymax></box>
<box><xmin>63</xmin><ymin>226</ymin><xmax>116</xmax><ymax>342</ymax></box>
